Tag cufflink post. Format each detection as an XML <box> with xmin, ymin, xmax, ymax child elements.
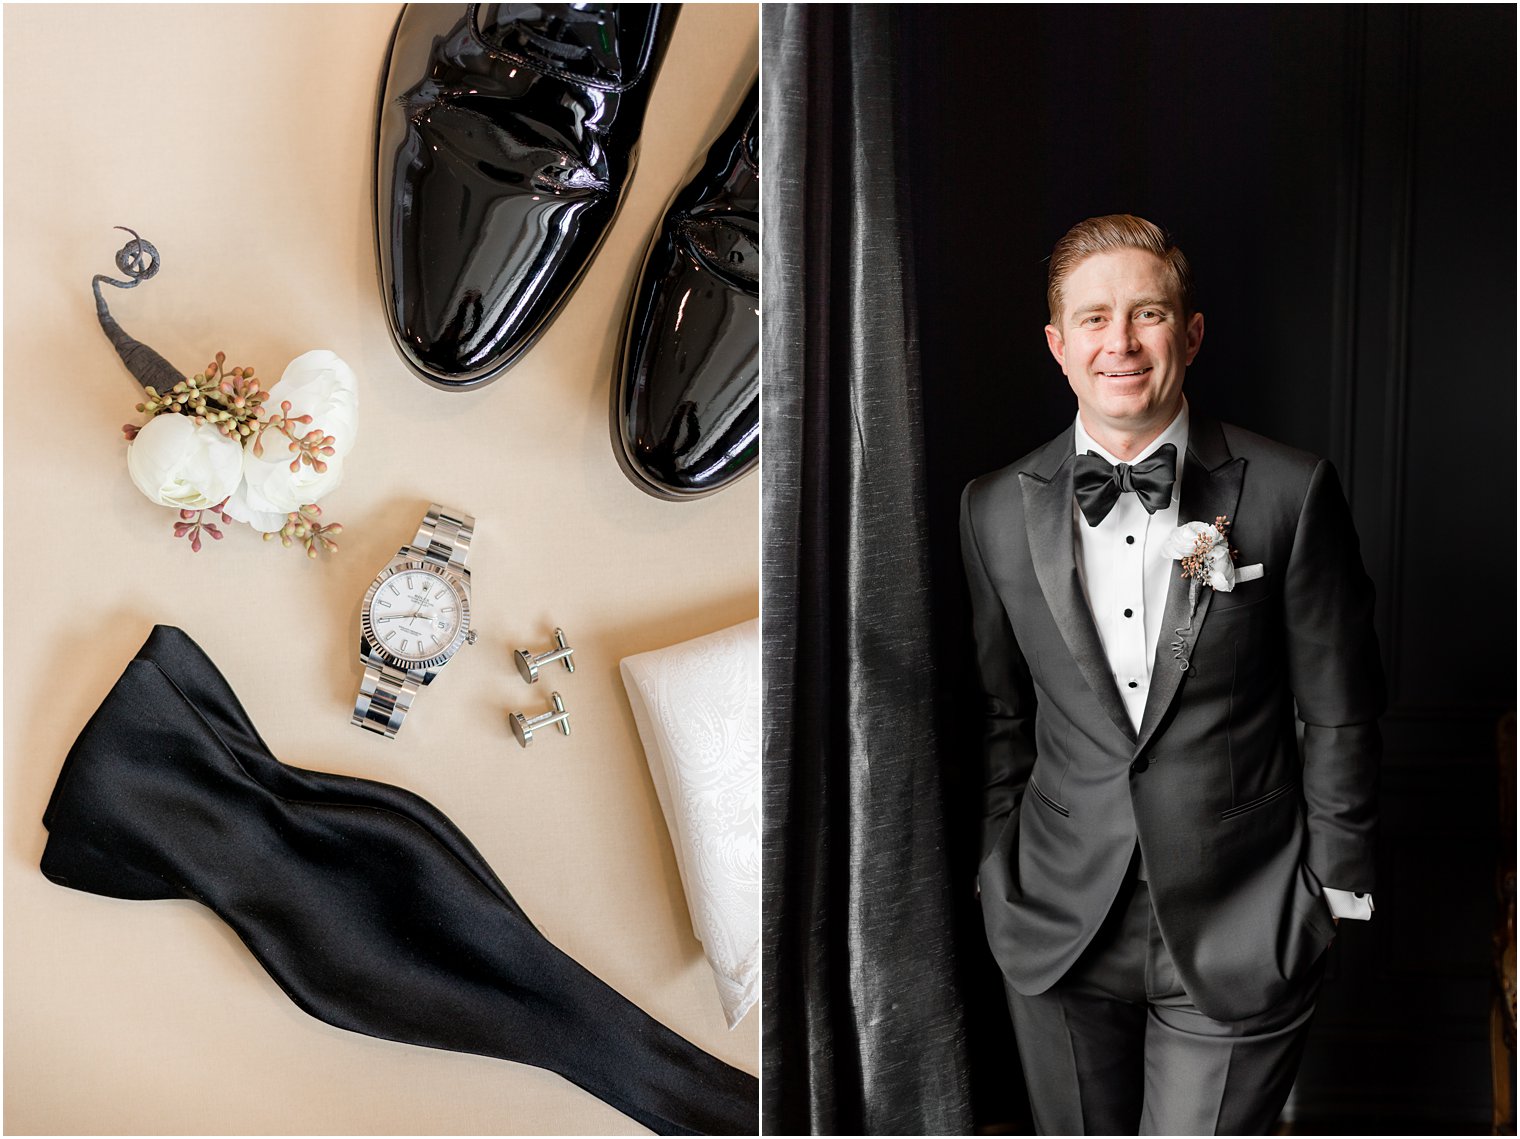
<box><xmin>511</xmin><ymin>692</ymin><xmax>571</xmax><ymax>747</ymax></box>
<box><xmin>514</xmin><ymin>628</ymin><xmax>575</xmax><ymax>684</ymax></box>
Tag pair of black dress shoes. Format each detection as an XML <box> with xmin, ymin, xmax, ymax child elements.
<box><xmin>374</xmin><ymin>3</ymin><xmax>758</xmax><ymax>501</ymax></box>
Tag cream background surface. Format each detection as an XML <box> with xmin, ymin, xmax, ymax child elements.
<box><xmin>3</xmin><ymin>4</ymin><xmax>759</xmax><ymax>1134</ymax></box>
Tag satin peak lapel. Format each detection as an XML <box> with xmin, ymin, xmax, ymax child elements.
<box><xmin>1020</xmin><ymin>448</ymin><xmax>1136</xmax><ymax>744</ymax></box>
<box><xmin>1134</xmin><ymin>416</ymin><xmax>1244</xmax><ymax>759</ymax></box>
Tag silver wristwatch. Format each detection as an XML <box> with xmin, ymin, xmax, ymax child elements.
<box><xmin>352</xmin><ymin>504</ymin><xmax>477</xmax><ymax>738</ymax></box>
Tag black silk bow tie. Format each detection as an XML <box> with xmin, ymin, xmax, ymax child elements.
<box><xmin>1072</xmin><ymin>443</ymin><xmax>1178</xmax><ymax>527</ymax></box>
<box><xmin>41</xmin><ymin>626</ymin><xmax>756</xmax><ymax>1136</ymax></box>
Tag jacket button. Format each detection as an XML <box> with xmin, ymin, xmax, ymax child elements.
<box><xmin>1131</xmin><ymin>756</ymin><xmax>1149</xmax><ymax>774</ymax></box>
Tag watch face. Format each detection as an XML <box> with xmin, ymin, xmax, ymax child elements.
<box><xmin>366</xmin><ymin>566</ymin><xmax>466</xmax><ymax>664</ymax></box>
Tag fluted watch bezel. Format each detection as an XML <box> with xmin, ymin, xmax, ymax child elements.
<box><xmin>359</xmin><ymin>559</ymin><xmax>474</xmax><ymax>673</ymax></box>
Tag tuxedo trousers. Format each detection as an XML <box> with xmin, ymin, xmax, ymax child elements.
<box><xmin>1004</xmin><ymin>865</ymin><xmax>1325</xmax><ymax>1136</ymax></box>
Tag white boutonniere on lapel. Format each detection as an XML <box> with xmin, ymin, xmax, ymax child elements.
<box><xmin>1160</xmin><ymin>515</ymin><xmax>1265</xmax><ymax>671</ymax></box>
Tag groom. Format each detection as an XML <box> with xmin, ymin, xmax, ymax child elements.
<box><xmin>960</xmin><ymin>215</ymin><xmax>1383</xmax><ymax>1135</ymax></box>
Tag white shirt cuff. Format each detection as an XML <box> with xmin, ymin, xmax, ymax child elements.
<box><xmin>1323</xmin><ymin>887</ymin><xmax>1374</xmax><ymax>920</ymax></box>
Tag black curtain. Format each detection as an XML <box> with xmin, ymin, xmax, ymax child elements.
<box><xmin>760</xmin><ymin>5</ymin><xmax>972</xmax><ymax>1134</ymax></box>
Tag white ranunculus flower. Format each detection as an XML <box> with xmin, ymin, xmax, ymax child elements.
<box><xmin>127</xmin><ymin>413</ymin><xmax>245</xmax><ymax>510</ymax></box>
<box><xmin>240</xmin><ymin>448</ymin><xmax>345</xmax><ymax>515</ymax></box>
<box><xmin>265</xmin><ymin>350</ymin><xmax>359</xmax><ymax>457</ymax></box>
<box><xmin>1205</xmin><ymin>551</ymin><xmax>1237</xmax><ymax>592</ymax></box>
<box><xmin>1161</xmin><ymin>520</ymin><xmax>1237</xmax><ymax>590</ymax></box>
<box><xmin>221</xmin><ymin>482</ymin><xmax>290</xmax><ymax>533</ymax></box>
<box><xmin>1160</xmin><ymin>520</ymin><xmax>1215</xmax><ymax>560</ymax></box>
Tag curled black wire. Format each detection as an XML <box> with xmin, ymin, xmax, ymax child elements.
<box><xmin>92</xmin><ymin>227</ymin><xmax>185</xmax><ymax>395</ymax></box>
<box><xmin>94</xmin><ymin>226</ymin><xmax>161</xmax><ymax>291</ymax></box>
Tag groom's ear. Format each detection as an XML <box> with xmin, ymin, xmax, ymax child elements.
<box><xmin>1045</xmin><ymin>323</ymin><xmax>1067</xmax><ymax>373</ymax></box>
<box><xmin>1184</xmin><ymin>310</ymin><xmax>1204</xmax><ymax>365</ymax></box>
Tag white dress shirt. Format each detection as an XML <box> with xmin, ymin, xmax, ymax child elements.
<box><xmin>1069</xmin><ymin>401</ymin><xmax>1372</xmax><ymax>921</ymax></box>
<box><xmin>1071</xmin><ymin>405</ymin><xmax>1190</xmax><ymax>734</ymax></box>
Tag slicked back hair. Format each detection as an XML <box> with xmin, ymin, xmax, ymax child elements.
<box><xmin>1047</xmin><ymin>214</ymin><xmax>1195</xmax><ymax>326</ymax></box>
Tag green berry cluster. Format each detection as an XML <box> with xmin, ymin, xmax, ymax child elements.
<box><xmin>135</xmin><ymin>352</ymin><xmax>268</xmax><ymax>439</ymax></box>
<box><xmin>263</xmin><ymin>504</ymin><xmax>344</xmax><ymax>559</ymax></box>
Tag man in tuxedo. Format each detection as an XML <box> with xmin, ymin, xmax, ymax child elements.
<box><xmin>960</xmin><ymin>215</ymin><xmax>1382</xmax><ymax>1135</ymax></box>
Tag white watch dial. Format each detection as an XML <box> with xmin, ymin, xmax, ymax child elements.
<box><xmin>368</xmin><ymin>568</ymin><xmax>463</xmax><ymax>662</ymax></box>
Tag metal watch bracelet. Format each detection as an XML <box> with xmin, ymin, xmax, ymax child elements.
<box><xmin>408</xmin><ymin>504</ymin><xmax>473</xmax><ymax>571</ymax></box>
<box><xmin>352</xmin><ymin>505</ymin><xmax>475</xmax><ymax>738</ymax></box>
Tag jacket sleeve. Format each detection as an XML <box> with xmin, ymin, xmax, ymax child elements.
<box><xmin>960</xmin><ymin>481</ymin><xmax>1040</xmax><ymax>863</ymax></box>
<box><xmin>1283</xmin><ymin>459</ymin><xmax>1384</xmax><ymax>893</ymax></box>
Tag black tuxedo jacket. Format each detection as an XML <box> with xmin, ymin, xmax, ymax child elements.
<box><xmin>960</xmin><ymin>412</ymin><xmax>1383</xmax><ymax>1021</ymax></box>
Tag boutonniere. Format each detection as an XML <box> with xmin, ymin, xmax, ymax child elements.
<box><xmin>96</xmin><ymin>229</ymin><xmax>355</xmax><ymax>557</ymax></box>
<box><xmin>1159</xmin><ymin>515</ymin><xmax>1265</xmax><ymax>670</ymax></box>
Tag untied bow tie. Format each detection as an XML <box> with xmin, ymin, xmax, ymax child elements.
<box><xmin>1072</xmin><ymin>443</ymin><xmax>1178</xmax><ymax>527</ymax></box>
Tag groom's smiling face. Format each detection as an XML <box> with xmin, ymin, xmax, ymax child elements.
<box><xmin>1045</xmin><ymin>247</ymin><xmax>1204</xmax><ymax>449</ymax></box>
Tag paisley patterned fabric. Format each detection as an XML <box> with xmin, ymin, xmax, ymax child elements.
<box><xmin>621</xmin><ymin>620</ymin><xmax>760</xmax><ymax>1028</ymax></box>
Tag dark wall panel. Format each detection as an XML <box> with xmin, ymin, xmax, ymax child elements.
<box><xmin>1398</xmin><ymin>8</ymin><xmax>1516</xmax><ymax>711</ymax></box>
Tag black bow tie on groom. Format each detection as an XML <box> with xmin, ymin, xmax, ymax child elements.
<box><xmin>1073</xmin><ymin>443</ymin><xmax>1178</xmax><ymax>527</ymax></box>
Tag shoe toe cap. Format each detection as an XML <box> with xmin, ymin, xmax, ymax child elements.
<box><xmin>615</xmin><ymin>229</ymin><xmax>759</xmax><ymax>498</ymax></box>
<box><xmin>378</xmin><ymin>105</ymin><xmax>617</xmax><ymax>389</ymax></box>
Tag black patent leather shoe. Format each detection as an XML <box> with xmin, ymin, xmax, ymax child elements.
<box><xmin>375</xmin><ymin>3</ymin><xmax>679</xmax><ymax>390</ymax></box>
<box><xmin>612</xmin><ymin>80</ymin><xmax>758</xmax><ymax>499</ymax></box>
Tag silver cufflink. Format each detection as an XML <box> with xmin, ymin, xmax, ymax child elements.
<box><xmin>514</xmin><ymin>627</ymin><xmax>576</xmax><ymax>684</ymax></box>
<box><xmin>510</xmin><ymin>692</ymin><xmax>571</xmax><ymax>747</ymax></box>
